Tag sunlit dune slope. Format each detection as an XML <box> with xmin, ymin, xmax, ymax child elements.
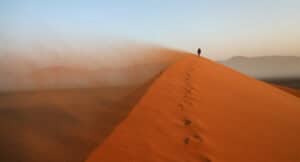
<box><xmin>86</xmin><ymin>55</ymin><xmax>300</xmax><ymax>162</ymax></box>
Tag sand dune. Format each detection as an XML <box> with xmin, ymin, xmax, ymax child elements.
<box><xmin>86</xmin><ymin>55</ymin><xmax>300</xmax><ymax>162</ymax></box>
<box><xmin>1</xmin><ymin>48</ymin><xmax>299</xmax><ymax>162</ymax></box>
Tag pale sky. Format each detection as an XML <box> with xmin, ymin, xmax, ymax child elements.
<box><xmin>0</xmin><ymin>0</ymin><xmax>300</xmax><ymax>59</ymax></box>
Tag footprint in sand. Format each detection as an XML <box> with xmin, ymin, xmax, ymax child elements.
<box><xmin>183</xmin><ymin>93</ymin><xmax>188</xmax><ymax>98</ymax></box>
<box><xmin>178</xmin><ymin>103</ymin><xmax>184</xmax><ymax>107</ymax></box>
<box><xmin>183</xmin><ymin>118</ymin><xmax>192</xmax><ymax>126</ymax></box>
<box><xmin>183</xmin><ymin>87</ymin><xmax>190</xmax><ymax>92</ymax></box>
<box><xmin>185</xmin><ymin>79</ymin><xmax>191</xmax><ymax>83</ymax></box>
<box><xmin>182</xmin><ymin>117</ymin><xmax>204</xmax><ymax>143</ymax></box>
<box><xmin>199</xmin><ymin>155</ymin><xmax>212</xmax><ymax>162</ymax></box>
<box><xmin>184</xmin><ymin>135</ymin><xmax>203</xmax><ymax>144</ymax></box>
<box><xmin>184</xmin><ymin>137</ymin><xmax>190</xmax><ymax>144</ymax></box>
<box><xmin>178</xmin><ymin>103</ymin><xmax>184</xmax><ymax>111</ymax></box>
<box><xmin>183</xmin><ymin>99</ymin><xmax>193</xmax><ymax>106</ymax></box>
<box><xmin>185</xmin><ymin>89</ymin><xmax>192</xmax><ymax>94</ymax></box>
<box><xmin>193</xmin><ymin>134</ymin><xmax>203</xmax><ymax>142</ymax></box>
<box><xmin>184</xmin><ymin>92</ymin><xmax>196</xmax><ymax>99</ymax></box>
<box><xmin>189</xmin><ymin>86</ymin><xmax>196</xmax><ymax>90</ymax></box>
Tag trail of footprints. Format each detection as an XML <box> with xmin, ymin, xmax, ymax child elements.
<box><xmin>177</xmin><ymin>66</ymin><xmax>211</xmax><ymax>162</ymax></box>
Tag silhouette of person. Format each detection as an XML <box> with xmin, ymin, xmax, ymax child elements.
<box><xmin>197</xmin><ymin>48</ymin><xmax>202</xmax><ymax>57</ymax></box>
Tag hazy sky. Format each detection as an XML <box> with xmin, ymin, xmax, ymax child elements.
<box><xmin>0</xmin><ymin>0</ymin><xmax>300</xmax><ymax>59</ymax></box>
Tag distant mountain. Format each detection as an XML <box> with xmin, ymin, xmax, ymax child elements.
<box><xmin>221</xmin><ymin>56</ymin><xmax>300</xmax><ymax>79</ymax></box>
<box><xmin>221</xmin><ymin>56</ymin><xmax>300</xmax><ymax>89</ymax></box>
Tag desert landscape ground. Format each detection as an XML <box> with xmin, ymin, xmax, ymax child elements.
<box><xmin>0</xmin><ymin>49</ymin><xmax>299</xmax><ymax>162</ymax></box>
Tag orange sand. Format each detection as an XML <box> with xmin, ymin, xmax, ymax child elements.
<box><xmin>86</xmin><ymin>55</ymin><xmax>300</xmax><ymax>162</ymax></box>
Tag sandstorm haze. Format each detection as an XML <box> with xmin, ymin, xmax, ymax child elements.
<box><xmin>0</xmin><ymin>39</ymin><xmax>185</xmax><ymax>91</ymax></box>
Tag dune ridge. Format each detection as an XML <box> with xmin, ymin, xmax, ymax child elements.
<box><xmin>86</xmin><ymin>55</ymin><xmax>300</xmax><ymax>162</ymax></box>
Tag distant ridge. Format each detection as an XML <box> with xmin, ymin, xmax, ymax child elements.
<box><xmin>221</xmin><ymin>56</ymin><xmax>300</xmax><ymax>79</ymax></box>
<box><xmin>221</xmin><ymin>56</ymin><xmax>300</xmax><ymax>88</ymax></box>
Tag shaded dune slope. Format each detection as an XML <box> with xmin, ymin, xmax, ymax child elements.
<box><xmin>0</xmin><ymin>83</ymin><xmax>151</xmax><ymax>162</ymax></box>
<box><xmin>86</xmin><ymin>55</ymin><xmax>300</xmax><ymax>162</ymax></box>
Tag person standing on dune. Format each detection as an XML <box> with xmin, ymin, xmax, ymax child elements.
<box><xmin>197</xmin><ymin>48</ymin><xmax>202</xmax><ymax>57</ymax></box>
